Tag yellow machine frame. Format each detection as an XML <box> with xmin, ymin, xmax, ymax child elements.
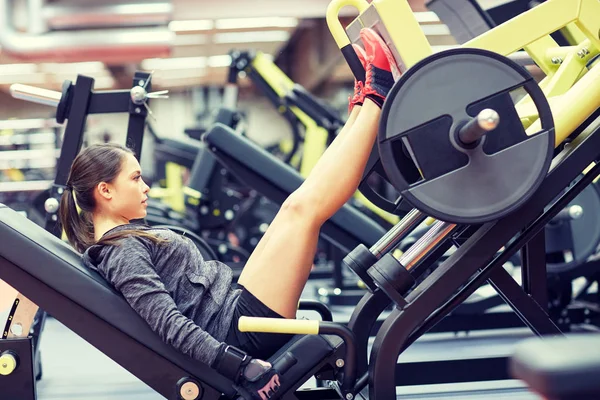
<box><xmin>327</xmin><ymin>0</ymin><xmax>600</xmax><ymax>148</ymax></box>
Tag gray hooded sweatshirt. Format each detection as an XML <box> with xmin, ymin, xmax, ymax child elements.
<box><xmin>82</xmin><ymin>224</ymin><xmax>242</xmax><ymax>366</ymax></box>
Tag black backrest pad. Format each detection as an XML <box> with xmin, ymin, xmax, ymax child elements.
<box><xmin>0</xmin><ymin>205</ymin><xmax>337</xmax><ymax>395</ymax></box>
<box><xmin>203</xmin><ymin>124</ymin><xmax>386</xmax><ymax>250</ymax></box>
<box><xmin>0</xmin><ymin>205</ymin><xmax>231</xmax><ymax>390</ymax></box>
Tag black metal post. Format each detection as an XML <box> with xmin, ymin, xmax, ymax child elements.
<box><xmin>487</xmin><ymin>267</ymin><xmax>560</xmax><ymax>335</ymax></box>
<box><xmin>46</xmin><ymin>76</ymin><xmax>95</xmax><ymax>236</ymax></box>
<box><xmin>520</xmin><ymin>226</ymin><xmax>549</xmax><ymax>310</ymax></box>
<box><xmin>126</xmin><ymin>71</ymin><xmax>152</xmax><ymax>158</ymax></box>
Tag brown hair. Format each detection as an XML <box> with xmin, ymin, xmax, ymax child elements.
<box><xmin>59</xmin><ymin>143</ymin><xmax>166</xmax><ymax>253</ymax></box>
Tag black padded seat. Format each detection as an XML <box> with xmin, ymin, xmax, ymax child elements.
<box><xmin>203</xmin><ymin>123</ymin><xmax>387</xmax><ymax>252</ymax></box>
<box><xmin>155</xmin><ymin>137</ymin><xmax>203</xmax><ymax>169</ymax></box>
<box><xmin>510</xmin><ymin>335</ymin><xmax>600</xmax><ymax>399</ymax></box>
<box><xmin>0</xmin><ymin>205</ymin><xmax>340</xmax><ymax>398</ymax></box>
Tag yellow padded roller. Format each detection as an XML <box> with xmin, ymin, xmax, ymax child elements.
<box><xmin>239</xmin><ymin>317</ymin><xmax>319</xmax><ymax>335</ymax></box>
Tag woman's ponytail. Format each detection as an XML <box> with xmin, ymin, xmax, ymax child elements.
<box><xmin>59</xmin><ymin>187</ymin><xmax>93</xmax><ymax>253</ymax></box>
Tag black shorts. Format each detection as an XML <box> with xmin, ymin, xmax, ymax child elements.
<box><xmin>225</xmin><ymin>285</ymin><xmax>294</xmax><ymax>360</ymax></box>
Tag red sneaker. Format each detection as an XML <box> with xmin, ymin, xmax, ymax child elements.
<box><xmin>348</xmin><ymin>43</ymin><xmax>368</xmax><ymax>114</ymax></box>
<box><xmin>360</xmin><ymin>28</ymin><xmax>399</xmax><ymax>107</ymax></box>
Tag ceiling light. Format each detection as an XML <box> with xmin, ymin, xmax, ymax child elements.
<box><xmin>169</xmin><ymin>19</ymin><xmax>214</xmax><ymax>32</ymax></box>
<box><xmin>174</xmin><ymin>34</ymin><xmax>210</xmax><ymax>46</ymax></box>
<box><xmin>141</xmin><ymin>56</ymin><xmax>207</xmax><ymax>70</ymax></box>
<box><xmin>215</xmin><ymin>17</ymin><xmax>298</xmax><ymax>30</ymax></box>
<box><xmin>39</xmin><ymin>62</ymin><xmax>106</xmax><ymax>74</ymax></box>
<box><xmin>213</xmin><ymin>30</ymin><xmax>290</xmax><ymax>44</ymax></box>
<box><xmin>421</xmin><ymin>25</ymin><xmax>451</xmax><ymax>36</ymax></box>
<box><xmin>0</xmin><ymin>64</ymin><xmax>38</xmax><ymax>75</ymax></box>
<box><xmin>152</xmin><ymin>69</ymin><xmax>207</xmax><ymax>80</ymax></box>
<box><xmin>208</xmin><ymin>55</ymin><xmax>232</xmax><ymax>67</ymax></box>
<box><xmin>0</xmin><ymin>74</ymin><xmax>46</xmax><ymax>85</ymax></box>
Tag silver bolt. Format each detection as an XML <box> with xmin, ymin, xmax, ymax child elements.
<box><xmin>139</xmin><ymin>80</ymin><xmax>145</xmax><ymax>86</ymax></box>
<box><xmin>57</xmin><ymin>187</ymin><xmax>63</xmax><ymax>194</ymax></box>
<box><xmin>224</xmin><ymin>210</ymin><xmax>234</xmax><ymax>220</ymax></box>
<box><xmin>551</xmin><ymin>57</ymin><xmax>563</xmax><ymax>64</ymax></box>
<box><xmin>51</xmin><ymin>215</ymin><xmax>57</xmax><ymax>221</ymax></box>
<box><xmin>10</xmin><ymin>323</ymin><xmax>23</xmax><ymax>336</ymax></box>
<box><xmin>346</xmin><ymin>393</ymin><xmax>353</xmax><ymax>400</ymax></box>
<box><xmin>577</xmin><ymin>48</ymin><xmax>590</xmax><ymax>58</ymax></box>
<box><xmin>135</xmin><ymin>107</ymin><xmax>141</xmax><ymax>113</ymax></box>
<box><xmin>218</xmin><ymin>244</ymin><xmax>227</xmax><ymax>254</ymax></box>
<box><xmin>477</xmin><ymin>108</ymin><xmax>500</xmax><ymax>131</ymax></box>
<box><xmin>44</xmin><ymin>197</ymin><xmax>59</xmax><ymax>213</ymax></box>
<box><xmin>200</xmin><ymin>206</ymin><xmax>209</xmax><ymax>215</ymax></box>
<box><xmin>585</xmin><ymin>309</ymin><xmax>591</xmax><ymax>315</ymax></box>
<box><xmin>336</xmin><ymin>359</ymin><xmax>345</xmax><ymax>368</ymax></box>
<box><xmin>568</xmin><ymin>205</ymin><xmax>583</xmax><ymax>219</ymax></box>
<box><xmin>585</xmin><ymin>318</ymin><xmax>591</xmax><ymax>324</ymax></box>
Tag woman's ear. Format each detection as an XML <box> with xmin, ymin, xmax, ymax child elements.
<box><xmin>96</xmin><ymin>182</ymin><xmax>112</xmax><ymax>200</ymax></box>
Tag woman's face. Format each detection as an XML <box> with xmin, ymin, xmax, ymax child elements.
<box><xmin>107</xmin><ymin>153</ymin><xmax>150</xmax><ymax>221</ymax></box>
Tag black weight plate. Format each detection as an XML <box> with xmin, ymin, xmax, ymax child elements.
<box><xmin>378</xmin><ymin>48</ymin><xmax>555</xmax><ymax>224</ymax></box>
<box><xmin>546</xmin><ymin>181</ymin><xmax>600</xmax><ymax>275</ymax></box>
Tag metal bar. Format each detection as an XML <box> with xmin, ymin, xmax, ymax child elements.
<box><xmin>520</xmin><ymin>227</ymin><xmax>549</xmax><ymax>311</ymax></box>
<box><xmin>457</xmin><ymin>109</ymin><xmax>500</xmax><ymax>145</ymax></box>
<box><xmin>9</xmin><ymin>84</ymin><xmax>61</xmax><ymax>108</ymax></box>
<box><xmin>88</xmin><ymin>91</ymin><xmax>130</xmax><ymax>114</ymax></box>
<box><xmin>488</xmin><ymin>267</ymin><xmax>559</xmax><ymax>335</ymax></box>
<box><xmin>347</xmin><ymin>290</ymin><xmax>390</xmax><ymax>381</ymax></box>
<box><xmin>125</xmin><ymin>71</ymin><xmax>152</xmax><ymax>158</ymax></box>
<box><xmin>370</xmin><ymin>209</ymin><xmax>426</xmax><ymax>258</ymax></box>
<box><xmin>398</xmin><ymin>221</ymin><xmax>456</xmax><ymax>270</ymax></box>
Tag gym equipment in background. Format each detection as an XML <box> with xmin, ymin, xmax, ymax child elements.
<box><xmin>511</xmin><ymin>334</ymin><xmax>600</xmax><ymax>399</ymax></box>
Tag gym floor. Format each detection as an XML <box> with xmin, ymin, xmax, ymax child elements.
<box><xmin>34</xmin><ymin>280</ymin><xmax>542</xmax><ymax>400</ymax></box>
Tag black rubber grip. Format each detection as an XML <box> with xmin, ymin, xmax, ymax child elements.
<box><xmin>342</xmin><ymin>44</ymin><xmax>366</xmax><ymax>82</ymax></box>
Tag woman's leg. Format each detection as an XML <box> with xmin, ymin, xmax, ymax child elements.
<box><xmin>238</xmin><ymin>29</ymin><xmax>398</xmax><ymax>318</ymax></box>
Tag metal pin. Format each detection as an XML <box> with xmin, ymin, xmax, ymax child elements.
<box><xmin>458</xmin><ymin>109</ymin><xmax>500</xmax><ymax>145</ymax></box>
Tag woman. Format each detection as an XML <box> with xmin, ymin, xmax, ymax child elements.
<box><xmin>59</xmin><ymin>28</ymin><xmax>398</xmax><ymax>400</ymax></box>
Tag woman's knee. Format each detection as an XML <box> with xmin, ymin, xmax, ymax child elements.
<box><xmin>281</xmin><ymin>191</ymin><xmax>323</xmax><ymax>224</ymax></box>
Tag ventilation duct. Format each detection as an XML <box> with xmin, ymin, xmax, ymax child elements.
<box><xmin>0</xmin><ymin>0</ymin><xmax>174</xmax><ymax>63</ymax></box>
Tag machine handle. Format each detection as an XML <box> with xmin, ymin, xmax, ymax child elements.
<box><xmin>326</xmin><ymin>0</ymin><xmax>369</xmax><ymax>49</ymax></box>
<box><xmin>326</xmin><ymin>0</ymin><xmax>370</xmax><ymax>81</ymax></box>
<box><xmin>10</xmin><ymin>84</ymin><xmax>61</xmax><ymax>108</ymax></box>
<box><xmin>239</xmin><ymin>317</ymin><xmax>319</xmax><ymax>335</ymax></box>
